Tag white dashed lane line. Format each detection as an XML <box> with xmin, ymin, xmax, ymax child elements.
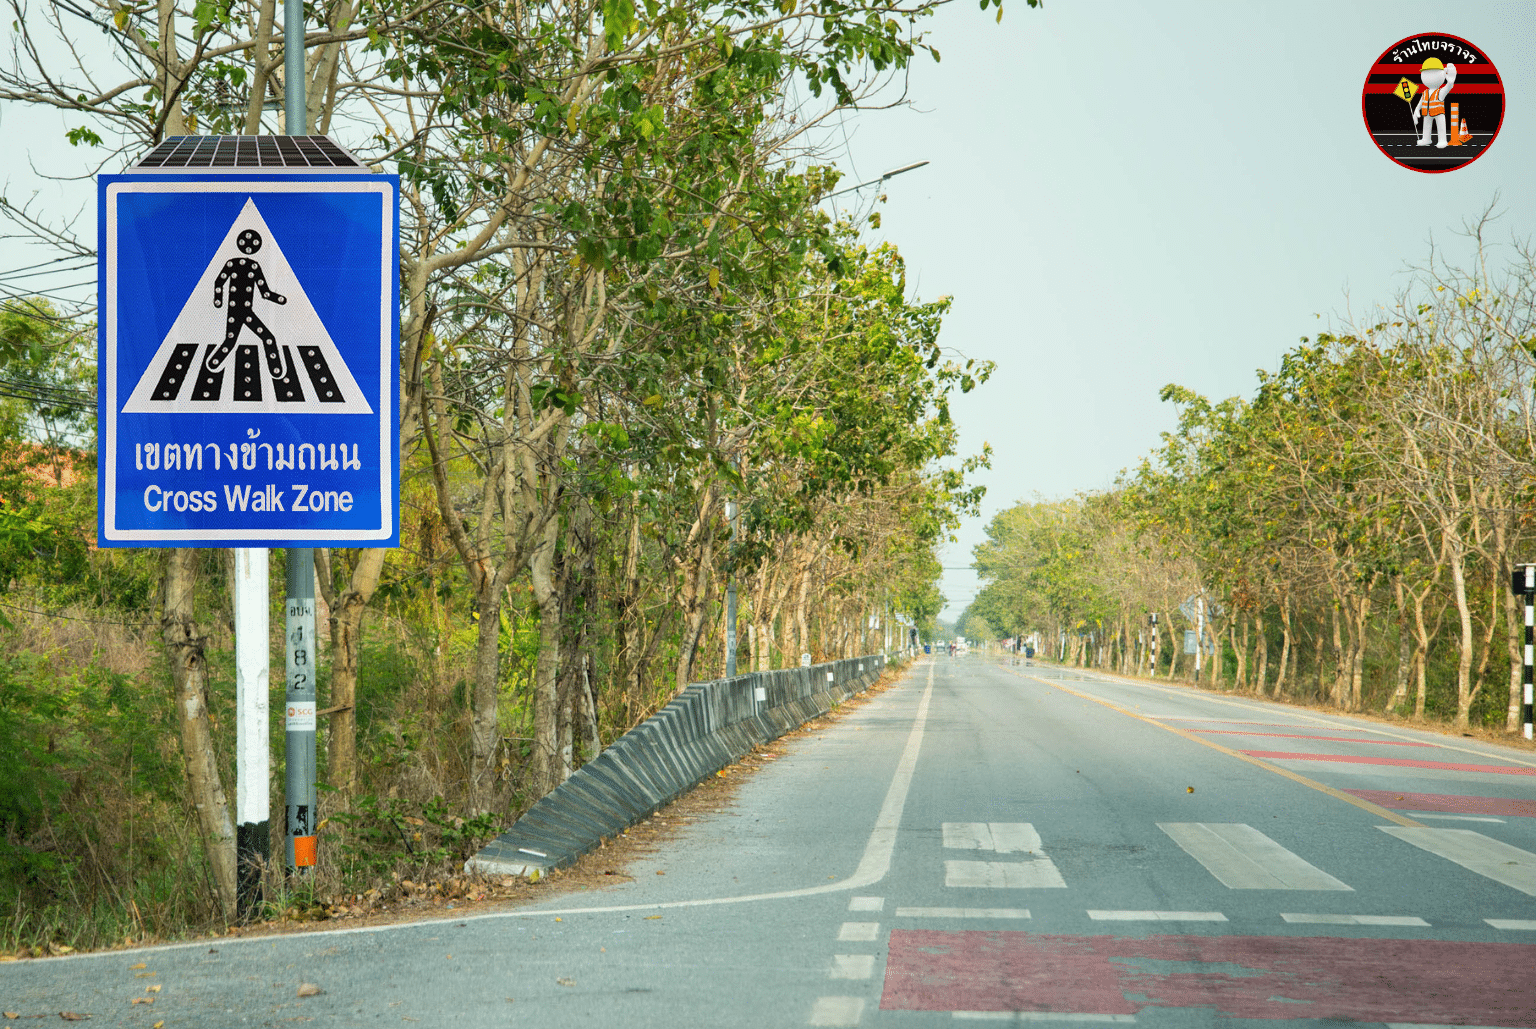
<box><xmin>945</xmin><ymin>860</ymin><xmax>1067</xmax><ymax>889</ymax></box>
<box><xmin>1486</xmin><ymin>918</ymin><xmax>1536</xmax><ymax>930</ymax></box>
<box><xmin>953</xmin><ymin>1013</ymin><xmax>1137</xmax><ymax>1023</ymax></box>
<box><xmin>1280</xmin><ymin>913</ymin><xmax>1428</xmax><ymax>926</ymax></box>
<box><xmin>829</xmin><ymin>954</ymin><xmax>877</xmax><ymax>979</ymax></box>
<box><xmin>837</xmin><ymin>921</ymin><xmax>880</xmax><ymax>942</ymax></box>
<box><xmin>848</xmin><ymin>896</ymin><xmax>884</xmax><ymax>912</ymax></box>
<box><xmin>895</xmin><ymin>907</ymin><xmax>1032</xmax><ymax>919</ymax></box>
<box><xmin>809</xmin><ymin>996</ymin><xmax>866</xmax><ymax>1026</ymax></box>
<box><xmin>1086</xmin><ymin>910</ymin><xmax>1226</xmax><ymax>922</ymax></box>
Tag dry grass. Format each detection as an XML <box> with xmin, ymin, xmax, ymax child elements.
<box><xmin>55</xmin><ymin>663</ymin><xmax>916</xmax><ymax>952</ymax></box>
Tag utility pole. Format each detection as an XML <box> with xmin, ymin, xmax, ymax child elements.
<box><xmin>1514</xmin><ymin>564</ymin><xmax>1534</xmax><ymax>740</ymax></box>
<box><xmin>1150</xmin><ymin>612</ymin><xmax>1159</xmax><ymax>678</ymax></box>
<box><xmin>282</xmin><ymin>0</ymin><xmax>319</xmax><ymax>881</ymax></box>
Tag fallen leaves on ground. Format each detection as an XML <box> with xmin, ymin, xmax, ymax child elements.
<box><xmin>129</xmin><ymin>998</ymin><xmax>153</xmax><ymax>1007</ymax></box>
<box><xmin>556</xmin><ymin>978</ymin><xmax>575</xmax><ymax>987</ymax></box>
<box><xmin>296</xmin><ymin>983</ymin><xmax>323</xmax><ymax>998</ymax></box>
<box><xmin>59</xmin><ymin>1013</ymin><xmax>89</xmax><ymax>1021</ymax></box>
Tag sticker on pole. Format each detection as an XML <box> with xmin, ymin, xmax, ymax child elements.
<box><xmin>98</xmin><ymin>161</ymin><xmax>400</xmax><ymax>546</ymax></box>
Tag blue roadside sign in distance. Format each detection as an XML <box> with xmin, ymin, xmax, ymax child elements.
<box><xmin>97</xmin><ymin>136</ymin><xmax>400</xmax><ymax>547</ymax></box>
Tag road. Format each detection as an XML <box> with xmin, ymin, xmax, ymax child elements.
<box><xmin>6</xmin><ymin>654</ymin><xmax>1536</xmax><ymax>1027</ymax></box>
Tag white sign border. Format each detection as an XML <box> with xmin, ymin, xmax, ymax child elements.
<box><xmin>102</xmin><ymin>178</ymin><xmax>397</xmax><ymax>543</ymax></box>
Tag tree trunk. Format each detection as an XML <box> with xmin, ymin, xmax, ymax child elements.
<box><xmin>314</xmin><ymin>547</ymin><xmax>385</xmax><ymax>800</ymax></box>
<box><xmin>1386</xmin><ymin>580</ymin><xmax>1411</xmax><ymax>714</ymax></box>
<box><xmin>467</xmin><ymin>585</ymin><xmax>505</xmax><ymax>805</ymax></box>
<box><xmin>1349</xmin><ymin>593</ymin><xmax>1371</xmax><ymax>711</ymax></box>
<box><xmin>1449</xmin><ymin>541</ymin><xmax>1477</xmax><ymax>728</ymax></box>
<box><xmin>1274</xmin><ymin>598</ymin><xmax>1292</xmax><ymax>698</ymax></box>
<box><xmin>161</xmin><ymin>548</ymin><xmax>238</xmax><ymax>920</ymax></box>
<box><xmin>1503</xmin><ymin>555</ymin><xmax>1524</xmax><ymax>733</ymax></box>
<box><xmin>1330</xmin><ymin>602</ymin><xmax>1347</xmax><ymax>708</ymax></box>
<box><xmin>1253</xmin><ymin>612</ymin><xmax>1267</xmax><ymax>695</ymax></box>
<box><xmin>529</xmin><ymin>515</ymin><xmax>563</xmax><ymax>798</ymax></box>
<box><xmin>1233</xmin><ymin>618</ymin><xmax>1248</xmax><ymax>691</ymax></box>
<box><xmin>578</xmin><ymin>654</ymin><xmax>601</xmax><ymax>764</ymax></box>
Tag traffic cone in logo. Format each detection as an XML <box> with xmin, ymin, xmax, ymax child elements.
<box><xmin>1458</xmin><ymin>117</ymin><xmax>1472</xmax><ymax>144</ymax></box>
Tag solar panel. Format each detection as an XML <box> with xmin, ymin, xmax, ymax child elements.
<box><xmin>128</xmin><ymin>135</ymin><xmax>368</xmax><ymax>172</ymax></box>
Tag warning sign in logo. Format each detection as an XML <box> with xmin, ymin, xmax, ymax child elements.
<box><xmin>122</xmin><ymin>198</ymin><xmax>372</xmax><ymax>414</ymax></box>
<box><xmin>1362</xmin><ymin>33</ymin><xmax>1504</xmax><ymax>173</ymax></box>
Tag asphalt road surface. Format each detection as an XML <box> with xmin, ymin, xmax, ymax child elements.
<box><xmin>7</xmin><ymin>654</ymin><xmax>1536</xmax><ymax>1028</ymax></box>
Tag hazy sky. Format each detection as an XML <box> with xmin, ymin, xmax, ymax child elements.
<box><xmin>827</xmin><ymin>0</ymin><xmax>1536</xmax><ymax>620</ymax></box>
<box><xmin>4</xmin><ymin>2</ymin><xmax>1533</xmax><ymax>623</ymax></box>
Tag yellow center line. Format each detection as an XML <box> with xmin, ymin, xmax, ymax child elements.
<box><xmin>1008</xmin><ymin>667</ymin><xmax>1424</xmax><ymax>829</ymax></box>
<box><xmin>1075</xmin><ymin>669</ymin><xmax>1536</xmax><ymax>770</ymax></box>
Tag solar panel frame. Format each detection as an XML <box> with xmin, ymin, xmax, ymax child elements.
<box><xmin>127</xmin><ymin>135</ymin><xmax>369</xmax><ymax>172</ymax></box>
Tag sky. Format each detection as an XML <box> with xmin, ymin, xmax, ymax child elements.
<box><xmin>3</xmin><ymin>1</ymin><xmax>1534</xmax><ymax>622</ymax></box>
<box><xmin>823</xmin><ymin>0</ymin><xmax>1536</xmax><ymax>620</ymax></box>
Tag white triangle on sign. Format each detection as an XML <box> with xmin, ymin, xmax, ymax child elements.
<box><xmin>122</xmin><ymin>198</ymin><xmax>373</xmax><ymax>415</ymax></box>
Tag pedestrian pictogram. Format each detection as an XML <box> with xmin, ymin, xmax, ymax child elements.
<box><xmin>98</xmin><ymin>142</ymin><xmax>400</xmax><ymax>546</ymax></box>
<box><xmin>1362</xmin><ymin>34</ymin><xmax>1503</xmax><ymax>173</ymax></box>
<box><xmin>123</xmin><ymin>199</ymin><xmax>371</xmax><ymax>415</ymax></box>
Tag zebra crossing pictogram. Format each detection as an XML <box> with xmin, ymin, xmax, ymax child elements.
<box><xmin>122</xmin><ymin>198</ymin><xmax>372</xmax><ymax>415</ymax></box>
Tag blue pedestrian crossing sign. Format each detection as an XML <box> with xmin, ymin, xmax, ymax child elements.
<box><xmin>98</xmin><ymin>137</ymin><xmax>400</xmax><ymax>546</ymax></box>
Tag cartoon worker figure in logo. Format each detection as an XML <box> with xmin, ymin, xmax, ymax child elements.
<box><xmin>205</xmin><ymin>229</ymin><xmax>289</xmax><ymax>380</ymax></box>
<box><xmin>1413</xmin><ymin>57</ymin><xmax>1457</xmax><ymax>147</ymax></box>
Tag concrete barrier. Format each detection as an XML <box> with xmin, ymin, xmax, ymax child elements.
<box><xmin>466</xmin><ymin>652</ymin><xmax>892</xmax><ymax>877</ymax></box>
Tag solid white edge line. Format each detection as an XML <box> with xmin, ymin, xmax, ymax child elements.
<box><xmin>8</xmin><ymin>659</ymin><xmax>940</xmax><ymax>965</ymax></box>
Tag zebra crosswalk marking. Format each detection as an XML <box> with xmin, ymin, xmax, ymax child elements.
<box><xmin>945</xmin><ymin>860</ymin><xmax>1067</xmax><ymax>889</ymax></box>
<box><xmin>1158</xmin><ymin>823</ymin><xmax>1352</xmax><ymax>890</ymax></box>
<box><xmin>942</xmin><ymin>822</ymin><xmax>1044</xmax><ymax>854</ymax></box>
<box><xmin>1381</xmin><ymin>826</ymin><xmax>1536</xmax><ymax>896</ymax></box>
<box><xmin>942</xmin><ymin>822</ymin><xmax>1065</xmax><ymax>888</ymax></box>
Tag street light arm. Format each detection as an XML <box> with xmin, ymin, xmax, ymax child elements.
<box><xmin>822</xmin><ymin>159</ymin><xmax>929</xmax><ymax>200</ymax></box>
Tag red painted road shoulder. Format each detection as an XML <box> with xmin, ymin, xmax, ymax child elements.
<box><xmin>882</xmin><ymin>930</ymin><xmax>1536</xmax><ymax>1024</ymax></box>
<box><xmin>1242</xmin><ymin>751</ymin><xmax>1536</xmax><ymax>776</ymax></box>
<box><xmin>1346</xmin><ymin>789</ymin><xmax>1536</xmax><ymax>819</ymax></box>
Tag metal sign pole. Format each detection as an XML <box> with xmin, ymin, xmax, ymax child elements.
<box><xmin>284</xmin><ymin>551</ymin><xmax>318</xmax><ymax>872</ymax></box>
<box><xmin>1150</xmin><ymin>612</ymin><xmax>1158</xmax><ymax>677</ymax></box>
<box><xmin>280</xmin><ymin>0</ymin><xmax>319</xmax><ymax>878</ymax></box>
<box><xmin>234</xmin><ymin>548</ymin><xmax>270</xmax><ymax>918</ymax></box>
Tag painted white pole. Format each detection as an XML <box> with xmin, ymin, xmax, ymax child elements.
<box><xmin>1195</xmin><ymin>597</ymin><xmax>1204</xmax><ymax>684</ymax></box>
<box><xmin>234</xmin><ymin>547</ymin><xmax>271</xmax><ymax>917</ymax></box>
